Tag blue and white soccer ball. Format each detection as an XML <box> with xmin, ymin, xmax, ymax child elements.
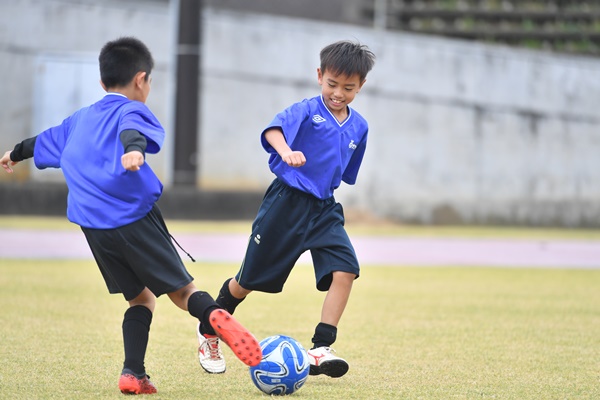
<box><xmin>249</xmin><ymin>335</ymin><xmax>310</xmax><ymax>395</ymax></box>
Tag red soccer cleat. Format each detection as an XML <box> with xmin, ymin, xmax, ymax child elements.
<box><xmin>208</xmin><ymin>309</ymin><xmax>262</xmax><ymax>367</ymax></box>
<box><xmin>118</xmin><ymin>372</ymin><xmax>157</xmax><ymax>395</ymax></box>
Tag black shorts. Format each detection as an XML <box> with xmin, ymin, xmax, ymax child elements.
<box><xmin>81</xmin><ymin>204</ymin><xmax>193</xmax><ymax>300</ymax></box>
<box><xmin>236</xmin><ymin>178</ymin><xmax>360</xmax><ymax>293</ymax></box>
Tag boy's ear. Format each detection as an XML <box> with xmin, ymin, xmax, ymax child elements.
<box><xmin>317</xmin><ymin>68</ymin><xmax>323</xmax><ymax>84</ymax></box>
<box><xmin>134</xmin><ymin>71</ymin><xmax>147</xmax><ymax>88</ymax></box>
<box><xmin>358</xmin><ymin>79</ymin><xmax>366</xmax><ymax>92</ymax></box>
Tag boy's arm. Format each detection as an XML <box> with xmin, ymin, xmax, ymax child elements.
<box><xmin>264</xmin><ymin>128</ymin><xmax>306</xmax><ymax>167</ymax></box>
<box><xmin>1</xmin><ymin>136</ymin><xmax>38</xmax><ymax>173</ymax></box>
<box><xmin>120</xmin><ymin>129</ymin><xmax>147</xmax><ymax>172</ymax></box>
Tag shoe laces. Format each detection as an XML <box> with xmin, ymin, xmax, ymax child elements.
<box><xmin>314</xmin><ymin>346</ymin><xmax>335</xmax><ymax>354</ymax></box>
<box><xmin>205</xmin><ymin>336</ymin><xmax>223</xmax><ymax>359</ymax></box>
<box><xmin>311</xmin><ymin>346</ymin><xmax>341</xmax><ymax>359</ymax></box>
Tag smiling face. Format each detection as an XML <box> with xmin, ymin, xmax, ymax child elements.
<box><xmin>317</xmin><ymin>68</ymin><xmax>365</xmax><ymax>121</ymax></box>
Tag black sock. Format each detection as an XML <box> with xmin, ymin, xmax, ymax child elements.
<box><xmin>188</xmin><ymin>291</ymin><xmax>219</xmax><ymax>336</ymax></box>
<box><xmin>122</xmin><ymin>305</ymin><xmax>152</xmax><ymax>378</ymax></box>
<box><xmin>215</xmin><ymin>278</ymin><xmax>246</xmax><ymax>314</ymax></box>
<box><xmin>311</xmin><ymin>322</ymin><xmax>337</xmax><ymax>349</ymax></box>
<box><xmin>199</xmin><ymin>279</ymin><xmax>246</xmax><ymax>336</ymax></box>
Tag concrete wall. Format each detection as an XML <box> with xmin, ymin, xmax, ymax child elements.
<box><xmin>0</xmin><ymin>0</ymin><xmax>175</xmax><ymax>183</ymax></box>
<box><xmin>1</xmin><ymin>0</ymin><xmax>599</xmax><ymax>226</ymax></box>
<box><xmin>199</xmin><ymin>9</ymin><xmax>600</xmax><ymax>227</ymax></box>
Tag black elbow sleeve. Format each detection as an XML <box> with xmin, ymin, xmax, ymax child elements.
<box><xmin>10</xmin><ymin>136</ymin><xmax>37</xmax><ymax>162</ymax></box>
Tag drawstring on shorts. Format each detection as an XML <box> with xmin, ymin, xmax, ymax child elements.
<box><xmin>169</xmin><ymin>233</ymin><xmax>196</xmax><ymax>262</ymax></box>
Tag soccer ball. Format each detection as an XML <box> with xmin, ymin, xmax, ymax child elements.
<box><xmin>249</xmin><ymin>335</ymin><xmax>310</xmax><ymax>395</ymax></box>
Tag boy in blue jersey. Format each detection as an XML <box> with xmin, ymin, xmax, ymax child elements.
<box><xmin>0</xmin><ymin>37</ymin><xmax>261</xmax><ymax>395</ymax></box>
<box><xmin>197</xmin><ymin>40</ymin><xmax>375</xmax><ymax>378</ymax></box>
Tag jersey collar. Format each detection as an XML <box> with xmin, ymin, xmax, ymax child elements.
<box><xmin>319</xmin><ymin>95</ymin><xmax>352</xmax><ymax>127</ymax></box>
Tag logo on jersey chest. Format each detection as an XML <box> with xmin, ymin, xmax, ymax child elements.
<box><xmin>312</xmin><ymin>114</ymin><xmax>326</xmax><ymax>123</ymax></box>
<box><xmin>348</xmin><ymin>140</ymin><xmax>357</xmax><ymax>150</ymax></box>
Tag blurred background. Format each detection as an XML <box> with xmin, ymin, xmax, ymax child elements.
<box><xmin>1</xmin><ymin>0</ymin><xmax>599</xmax><ymax>227</ymax></box>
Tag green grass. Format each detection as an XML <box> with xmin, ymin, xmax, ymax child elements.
<box><xmin>1</xmin><ymin>216</ymin><xmax>599</xmax><ymax>398</ymax></box>
<box><xmin>0</xmin><ymin>258</ymin><xmax>599</xmax><ymax>399</ymax></box>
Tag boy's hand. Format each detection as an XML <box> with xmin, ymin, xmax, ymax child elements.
<box><xmin>121</xmin><ymin>151</ymin><xmax>145</xmax><ymax>171</ymax></box>
<box><xmin>264</xmin><ymin>129</ymin><xmax>306</xmax><ymax>167</ymax></box>
<box><xmin>281</xmin><ymin>150</ymin><xmax>306</xmax><ymax>167</ymax></box>
<box><xmin>0</xmin><ymin>151</ymin><xmax>17</xmax><ymax>173</ymax></box>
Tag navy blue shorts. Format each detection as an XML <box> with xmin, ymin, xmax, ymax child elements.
<box><xmin>81</xmin><ymin>204</ymin><xmax>193</xmax><ymax>300</ymax></box>
<box><xmin>236</xmin><ymin>178</ymin><xmax>360</xmax><ymax>293</ymax></box>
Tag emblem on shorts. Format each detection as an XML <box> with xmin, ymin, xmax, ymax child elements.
<box><xmin>254</xmin><ymin>234</ymin><xmax>261</xmax><ymax>245</ymax></box>
<box><xmin>312</xmin><ymin>114</ymin><xmax>326</xmax><ymax>123</ymax></box>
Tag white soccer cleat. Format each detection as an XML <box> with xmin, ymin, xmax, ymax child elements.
<box><xmin>197</xmin><ymin>322</ymin><xmax>226</xmax><ymax>374</ymax></box>
<box><xmin>307</xmin><ymin>346</ymin><xmax>349</xmax><ymax>378</ymax></box>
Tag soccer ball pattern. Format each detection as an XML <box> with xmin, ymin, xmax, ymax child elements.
<box><xmin>249</xmin><ymin>335</ymin><xmax>310</xmax><ymax>395</ymax></box>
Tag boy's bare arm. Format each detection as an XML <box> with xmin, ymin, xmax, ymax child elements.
<box><xmin>264</xmin><ymin>128</ymin><xmax>306</xmax><ymax>167</ymax></box>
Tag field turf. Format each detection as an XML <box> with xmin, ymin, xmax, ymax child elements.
<box><xmin>0</xmin><ymin>218</ymin><xmax>598</xmax><ymax>399</ymax></box>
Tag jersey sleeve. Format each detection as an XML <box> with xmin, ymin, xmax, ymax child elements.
<box><xmin>342</xmin><ymin>130</ymin><xmax>368</xmax><ymax>185</ymax></box>
<box><xmin>33</xmin><ymin>117</ymin><xmax>72</xmax><ymax>170</ymax></box>
<box><xmin>260</xmin><ymin>100</ymin><xmax>310</xmax><ymax>153</ymax></box>
<box><xmin>119</xmin><ymin>102</ymin><xmax>165</xmax><ymax>154</ymax></box>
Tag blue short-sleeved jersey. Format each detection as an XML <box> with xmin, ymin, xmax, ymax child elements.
<box><xmin>34</xmin><ymin>94</ymin><xmax>165</xmax><ymax>229</ymax></box>
<box><xmin>261</xmin><ymin>95</ymin><xmax>368</xmax><ymax>199</ymax></box>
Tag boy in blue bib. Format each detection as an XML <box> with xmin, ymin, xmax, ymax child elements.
<box><xmin>1</xmin><ymin>37</ymin><xmax>261</xmax><ymax>394</ymax></box>
<box><xmin>198</xmin><ymin>40</ymin><xmax>375</xmax><ymax>378</ymax></box>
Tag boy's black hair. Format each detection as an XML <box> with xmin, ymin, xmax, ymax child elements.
<box><xmin>320</xmin><ymin>40</ymin><xmax>375</xmax><ymax>82</ymax></box>
<box><xmin>99</xmin><ymin>37</ymin><xmax>154</xmax><ymax>89</ymax></box>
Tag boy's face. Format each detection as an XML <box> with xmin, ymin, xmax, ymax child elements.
<box><xmin>317</xmin><ymin>68</ymin><xmax>365</xmax><ymax>116</ymax></box>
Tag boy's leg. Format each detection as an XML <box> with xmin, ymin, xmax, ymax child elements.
<box><xmin>308</xmin><ymin>271</ymin><xmax>355</xmax><ymax>378</ymax></box>
<box><xmin>197</xmin><ymin>179</ymin><xmax>302</xmax><ymax>372</ymax></box>
<box><xmin>195</xmin><ymin>320</ymin><xmax>225</xmax><ymax>374</ymax></box>
<box><xmin>186</xmin><ymin>290</ymin><xmax>226</xmax><ymax>373</ymax></box>
<box><xmin>119</xmin><ymin>288</ymin><xmax>158</xmax><ymax>394</ymax></box>
<box><xmin>201</xmin><ymin>277</ymin><xmax>250</xmax><ymax>335</ymax></box>
<box><xmin>122</xmin><ymin>305</ymin><xmax>152</xmax><ymax>377</ymax></box>
<box><xmin>184</xmin><ymin>287</ymin><xmax>261</xmax><ymax>368</ymax></box>
<box><xmin>306</xmin><ymin>199</ymin><xmax>360</xmax><ymax>378</ymax></box>
<box><xmin>318</xmin><ymin>271</ymin><xmax>355</xmax><ymax>329</ymax></box>
<box><xmin>218</xmin><ymin>277</ymin><xmax>251</xmax><ymax>312</ymax></box>
<box><xmin>197</xmin><ymin>278</ymin><xmax>251</xmax><ymax>373</ymax></box>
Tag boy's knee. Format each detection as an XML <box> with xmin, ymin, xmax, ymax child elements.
<box><xmin>128</xmin><ymin>287</ymin><xmax>156</xmax><ymax>312</ymax></box>
<box><xmin>168</xmin><ymin>283</ymin><xmax>198</xmax><ymax>310</ymax></box>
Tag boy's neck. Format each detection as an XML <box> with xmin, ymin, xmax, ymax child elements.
<box><xmin>104</xmin><ymin>81</ymin><xmax>142</xmax><ymax>102</ymax></box>
<box><xmin>106</xmin><ymin>87</ymin><xmax>134</xmax><ymax>100</ymax></box>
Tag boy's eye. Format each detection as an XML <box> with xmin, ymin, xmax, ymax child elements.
<box><xmin>328</xmin><ymin>83</ymin><xmax>335</xmax><ymax>88</ymax></box>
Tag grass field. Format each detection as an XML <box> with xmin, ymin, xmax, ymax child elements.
<box><xmin>0</xmin><ymin>218</ymin><xmax>599</xmax><ymax>399</ymax></box>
